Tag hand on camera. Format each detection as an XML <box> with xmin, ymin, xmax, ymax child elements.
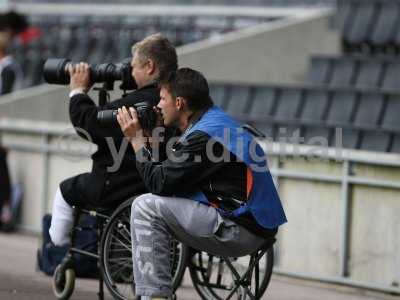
<box><xmin>68</xmin><ymin>62</ymin><xmax>92</xmax><ymax>93</ymax></box>
<box><xmin>153</xmin><ymin>106</ymin><xmax>164</xmax><ymax>127</ymax></box>
<box><xmin>117</xmin><ymin>106</ymin><xmax>144</xmax><ymax>141</ymax></box>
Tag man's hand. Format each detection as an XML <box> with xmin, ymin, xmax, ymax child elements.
<box><xmin>68</xmin><ymin>62</ymin><xmax>91</xmax><ymax>93</ymax></box>
<box><xmin>153</xmin><ymin>106</ymin><xmax>164</xmax><ymax>127</ymax></box>
<box><xmin>117</xmin><ymin>106</ymin><xmax>147</xmax><ymax>152</ymax></box>
<box><xmin>141</xmin><ymin>106</ymin><xmax>164</xmax><ymax>137</ymax></box>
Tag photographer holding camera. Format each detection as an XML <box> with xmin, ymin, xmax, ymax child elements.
<box><xmin>49</xmin><ymin>33</ymin><xmax>178</xmax><ymax>246</ymax></box>
<box><xmin>117</xmin><ymin>68</ymin><xmax>287</xmax><ymax>299</ymax></box>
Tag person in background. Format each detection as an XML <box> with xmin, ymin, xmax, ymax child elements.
<box><xmin>0</xmin><ymin>11</ymin><xmax>28</xmax><ymax>95</ymax></box>
<box><xmin>0</xmin><ymin>143</ymin><xmax>12</xmax><ymax>228</ymax></box>
<box><xmin>0</xmin><ymin>11</ymin><xmax>28</xmax><ymax>230</ymax></box>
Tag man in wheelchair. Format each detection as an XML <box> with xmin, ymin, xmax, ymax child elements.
<box><xmin>117</xmin><ymin>68</ymin><xmax>287</xmax><ymax>300</ymax></box>
<box><xmin>49</xmin><ymin>34</ymin><xmax>178</xmax><ymax>246</ymax></box>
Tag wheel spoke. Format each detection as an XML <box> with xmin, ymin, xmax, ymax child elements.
<box><xmin>115</xmin><ymin>222</ymin><xmax>131</xmax><ymax>245</ymax></box>
<box><xmin>109</xmin><ymin>232</ymin><xmax>132</xmax><ymax>252</ymax></box>
<box><xmin>108</xmin><ymin>257</ymin><xmax>132</xmax><ymax>263</ymax></box>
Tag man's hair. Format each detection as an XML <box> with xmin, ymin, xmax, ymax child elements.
<box><xmin>0</xmin><ymin>11</ymin><xmax>28</xmax><ymax>51</ymax></box>
<box><xmin>160</xmin><ymin>68</ymin><xmax>213</xmax><ymax>111</ymax></box>
<box><xmin>132</xmin><ymin>33</ymin><xmax>178</xmax><ymax>80</ymax></box>
<box><xmin>0</xmin><ymin>11</ymin><xmax>28</xmax><ymax>34</ymax></box>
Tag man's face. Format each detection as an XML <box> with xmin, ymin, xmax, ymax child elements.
<box><xmin>130</xmin><ymin>53</ymin><xmax>149</xmax><ymax>89</ymax></box>
<box><xmin>158</xmin><ymin>86</ymin><xmax>179</xmax><ymax>126</ymax></box>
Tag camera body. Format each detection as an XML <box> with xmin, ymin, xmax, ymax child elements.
<box><xmin>42</xmin><ymin>58</ymin><xmax>137</xmax><ymax>90</ymax></box>
<box><xmin>97</xmin><ymin>102</ymin><xmax>157</xmax><ymax>132</ymax></box>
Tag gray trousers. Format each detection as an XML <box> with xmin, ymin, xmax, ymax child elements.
<box><xmin>130</xmin><ymin>193</ymin><xmax>267</xmax><ymax>298</ymax></box>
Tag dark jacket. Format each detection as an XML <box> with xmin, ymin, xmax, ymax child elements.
<box><xmin>60</xmin><ymin>82</ymin><xmax>159</xmax><ymax>208</ymax></box>
<box><xmin>0</xmin><ymin>56</ymin><xmax>22</xmax><ymax>95</ymax></box>
<box><xmin>0</xmin><ymin>147</ymin><xmax>11</xmax><ymax>205</ymax></box>
<box><xmin>135</xmin><ymin>114</ymin><xmax>277</xmax><ymax>238</ymax></box>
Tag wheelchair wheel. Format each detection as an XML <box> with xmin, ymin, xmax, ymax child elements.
<box><xmin>100</xmin><ymin>197</ymin><xmax>189</xmax><ymax>300</ymax></box>
<box><xmin>52</xmin><ymin>264</ymin><xmax>75</xmax><ymax>300</ymax></box>
<box><xmin>189</xmin><ymin>246</ymin><xmax>274</xmax><ymax>300</ymax></box>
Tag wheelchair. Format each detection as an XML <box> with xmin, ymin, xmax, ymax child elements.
<box><xmin>51</xmin><ymin>197</ymin><xmax>188</xmax><ymax>300</ymax></box>
<box><xmin>187</xmin><ymin>238</ymin><xmax>275</xmax><ymax>300</ymax></box>
<box><xmin>52</xmin><ymin>194</ymin><xmax>275</xmax><ymax>300</ymax></box>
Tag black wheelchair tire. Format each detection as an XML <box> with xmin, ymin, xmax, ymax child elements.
<box><xmin>52</xmin><ymin>265</ymin><xmax>75</xmax><ymax>300</ymax></box>
<box><xmin>100</xmin><ymin>197</ymin><xmax>189</xmax><ymax>300</ymax></box>
<box><xmin>189</xmin><ymin>246</ymin><xmax>274</xmax><ymax>300</ymax></box>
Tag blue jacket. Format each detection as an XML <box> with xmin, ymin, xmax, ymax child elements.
<box><xmin>182</xmin><ymin>106</ymin><xmax>287</xmax><ymax>229</ymax></box>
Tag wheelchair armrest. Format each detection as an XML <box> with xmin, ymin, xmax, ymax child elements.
<box><xmin>259</xmin><ymin>237</ymin><xmax>276</xmax><ymax>251</ymax></box>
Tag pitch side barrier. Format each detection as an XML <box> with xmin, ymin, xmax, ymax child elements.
<box><xmin>1</xmin><ymin>112</ymin><xmax>400</xmax><ymax>294</ymax></box>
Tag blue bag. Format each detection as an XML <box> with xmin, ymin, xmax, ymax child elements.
<box><xmin>37</xmin><ymin>213</ymin><xmax>99</xmax><ymax>278</ymax></box>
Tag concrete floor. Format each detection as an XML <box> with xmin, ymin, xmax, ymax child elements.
<box><xmin>0</xmin><ymin>232</ymin><xmax>397</xmax><ymax>300</ymax></box>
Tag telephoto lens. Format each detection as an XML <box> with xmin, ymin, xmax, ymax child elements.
<box><xmin>97</xmin><ymin>110</ymin><xmax>118</xmax><ymax>126</ymax></box>
<box><xmin>97</xmin><ymin>102</ymin><xmax>157</xmax><ymax>131</ymax></box>
<box><xmin>43</xmin><ymin>58</ymin><xmax>71</xmax><ymax>85</ymax></box>
<box><xmin>42</xmin><ymin>58</ymin><xmax>137</xmax><ymax>90</ymax></box>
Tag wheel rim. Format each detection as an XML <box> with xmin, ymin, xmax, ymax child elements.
<box><xmin>101</xmin><ymin>201</ymin><xmax>187</xmax><ymax>300</ymax></box>
<box><xmin>103</xmin><ymin>206</ymin><xmax>135</xmax><ymax>300</ymax></box>
<box><xmin>52</xmin><ymin>266</ymin><xmax>75</xmax><ymax>300</ymax></box>
<box><xmin>189</xmin><ymin>248</ymin><xmax>273</xmax><ymax>300</ymax></box>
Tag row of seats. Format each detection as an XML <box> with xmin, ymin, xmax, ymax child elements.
<box><xmin>338</xmin><ymin>0</ymin><xmax>400</xmax><ymax>54</ymax></box>
<box><xmin>307</xmin><ymin>55</ymin><xmax>400</xmax><ymax>91</ymax></box>
<box><xmin>27</xmin><ymin>14</ymin><xmax>274</xmax><ymax>57</ymax></box>
<box><xmin>10</xmin><ymin>14</ymin><xmax>276</xmax><ymax>88</ymax></box>
<box><xmin>17</xmin><ymin>0</ymin><xmax>337</xmax><ymax>5</ymax></box>
<box><xmin>209</xmin><ymin>83</ymin><xmax>400</xmax><ymax>153</ymax></box>
<box><xmin>197</xmin><ymin>2</ymin><xmax>400</xmax><ymax>155</ymax></box>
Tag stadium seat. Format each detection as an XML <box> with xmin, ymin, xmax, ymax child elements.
<box><xmin>390</xmin><ymin>134</ymin><xmax>400</xmax><ymax>153</ymax></box>
<box><xmin>306</xmin><ymin>56</ymin><xmax>331</xmax><ymax>84</ymax></box>
<box><xmin>326</xmin><ymin>91</ymin><xmax>357</xmax><ymax>126</ymax></box>
<box><xmin>370</xmin><ymin>2</ymin><xmax>399</xmax><ymax>52</ymax></box>
<box><xmin>225</xmin><ymin>86</ymin><xmax>252</xmax><ymax>116</ymax></box>
<box><xmin>342</xmin><ymin>1</ymin><xmax>377</xmax><ymax>53</ymax></box>
<box><xmin>381</xmin><ymin>95</ymin><xmax>400</xmax><ymax>131</ymax></box>
<box><xmin>330</xmin><ymin>58</ymin><xmax>356</xmax><ymax>86</ymax></box>
<box><xmin>115</xmin><ymin>29</ymin><xmax>134</xmax><ymax>61</ymax></box>
<box><xmin>381</xmin><ymin>63</ymin><xmax>400</xmax><ymax>91</ymax></box>
<box><xmin>209</xmin><ymin>84</ymin><xmax>228</xmax><ymax>108</ymax></box>
<box><xmin>307</xmin><ymin>55</ymin><xmax>400</xmax><ymax>92</ymax></box>
<box><xmin>247</xmin><ymin>87</ymin><xmax>278</xmax><ymax>138</ymax></box>
<box><xmin>341</xmin><ymin>128</ymin><xmax>361</xmax><ymax>149</ymax></box>
<box><xmin>250</xmin><ymin>87</ymin><xmax>277</xmax><ymax>117</ymax></box>
<box><xmin>69</xmin><ymin>27</ymin><xmax>91</xmax><ymax>61</ymax></box>
<box><xmin>336</xmin><ymin>0</ymin><xmax>353</xmax><ymax>35</ymax></box>
<box><xmin>359</xmin><ymin>131</ymin><xmax>391</xmax><ymax>152</ymax></box>
<box><xmin>354</xmin><ymin>60</ymin><xmax>384</xmax><ymax>89</ymax></box>
<box><xmin>353</xmin><ymin>93</ymin><xmax>385</xmax><ymax>129</ymax></box>
<box><xmin>303</xmin><ymin>126</ymin><xmax>331</xmax><ymax>146</ymax></box>
<box><xmin>299</xmin><ymin>90</ymin><xmax>331</xmax><ymax>144</ymax></box>
<box><xmin>301</xmin><ymin>90</ymin><xmax>330</xmax><ymax>122</ymax></box>
<box><xmin>275</xmin><ymin>124</ymin><xmax>302</xmax><ymax>144</ymax></box>
<box><xmin>393</xmin><ymin>20</ymin><xmax>400</xmax><ymax>53</ymax></box>
<box><xmin>274</xmin><ymin>89</ymin><xmax>303</xmax><ymax>121</ymax></box>
<box><xmin>340</xmin><ymin>0</ymin><xmax>400</xmax><ymax>54</ymax></box>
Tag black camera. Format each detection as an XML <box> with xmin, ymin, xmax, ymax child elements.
<box><xmin>97</xmin><ymin>102</ymin><xmax>157</xmax><ymax>132</ymax></box>
<box><xmin>42</xmin><ymin>58</ymin><xmax>137</xmax><ymax>90</ymax></box>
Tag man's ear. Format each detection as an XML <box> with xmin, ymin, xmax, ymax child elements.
<box><xmin>176</xmin><ymin>96</ymin><xmax>186</xmax><ymax>111</ymax></box>
<box><xmin>146</xmin><ymin>59</ymin><xmax>156</xmax><ymax>75</ymax></box>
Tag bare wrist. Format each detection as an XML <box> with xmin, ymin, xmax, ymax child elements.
<box><xmin>131</xmin><ymin>137</ymin><xmax>147</xmax><ymax>152</ymax></box>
